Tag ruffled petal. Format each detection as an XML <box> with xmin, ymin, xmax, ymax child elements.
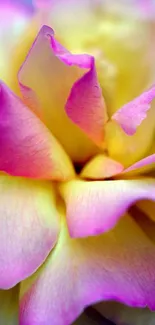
<box><xmin>65</xmin><ymin>54</ymin><xmax>107</xmax><ymax>145</ymax></box>
<box><xmin>112</xmin><ymin>86</ymin><xmax>155</xmax><ymax>135</ymax></box>
<box><xmin>81</xmin><ymin>154</ymin><xmax>123</xmax><ymax>179</ymax></box>
<box><xmin>0</xmin><ymin>174</ymin><xmax>59</xmax><ymax>289</ymax></box>
<box><xmin>0</xmin><ymin>82</ymin><xmax>74</xmax><ymax>180</ymax></box>
<box><xmin>18</xmin><ymin>25</ymin><xmax>102</xmax><ymax>163</ymax></box>
<box><xmin>0</xmin><ymin>285</ymin><xmax>19</xmax><ymax>325</ymax></box>
<box><xmin>59</xmin><ymin>178</ymin><xmax>155</xmax><ymax>237</ymax></box>
<box><xmin>20</xmin><ymin>213</ymin><xmax>155</xmax><ymax>325</ymax></box>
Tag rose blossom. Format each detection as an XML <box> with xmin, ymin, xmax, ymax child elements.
<box><xmin>1</xmin><ymin>1</ymin><xmax>155</xmax><ymax>325</ymax></box>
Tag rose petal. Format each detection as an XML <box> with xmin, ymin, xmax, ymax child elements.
<box><xmin>64</xmin><ymin>54</ymin><xmax>108</xmax><ymax>145</ymax></box>
<box><xmin>20</xmin><ymin>214</ymin><xmax>155</xmax><ymax>325</ymax></box>
<box><xmin>18</xmin><ymin>25</ymin><xmax>102</xmax><ymax>163</ymax></box>
<box><xmin>112</xmin><ymin>86</ymin><xmax>155</xmax><ymax>135</ymax></box>
<box><xmin>81</xmin><ymin>154</ymin><xmax>124</xmax><ymax>179</ymax></box>
<box><xmin>0</xmin><ymin>82</ymin><xmax>74</xmax><ymax>180</ymax></box>
<box><xmin>0</xmin><ymin>285</ymin><xmax>19</xmax><ymax>325</ymax></box>
<box><xmin>105</xmin><ymin>117</ymin><xmax>155</xmax><ymax>168</ymax></box>
<box><xmin>59</xmin><ymin>178</ymin><xmax>155</xmax><ymax>237</ymax></box>
<box><xmin>50</xmin><ymin>37</ymin><xmax>107</xmax><ymax>144</ymax></box>
<box><xmin>123</xmin><ymin>153</ymin><xmax>155</xmax><ymax>175</ymax></box>
<box><xmin>0</xmin><ymin>174</ymin><xmax>59</xmax><ymax>289</ymax></box>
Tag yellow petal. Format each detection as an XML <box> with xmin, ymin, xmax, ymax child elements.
<box><xmin>81</xmin><ymin>154</ymin><xmax>123</xmax><ymax>179</ymax></box>
<box><xmin>18</xmin><ymin>25</ymin><xmax>100</xmax><ymax>163</ymax></box>
<box><xmin>0</xmin><ymin>174</ymin><xmax>60</xmax><ymax>289</ymax></box>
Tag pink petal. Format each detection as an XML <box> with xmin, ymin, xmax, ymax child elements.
<box><xmin>0</xmin><ymin>174</ymin><xmax>59</xmax><ymax>289</ymax></box>
<box><xmin>0</xmin><ymin>82</ymin><xmax>74</xmax><ymax>180</ymax></box>
<box><xmin>59</xmin><ymin>178</ymin><xmax>155</xmax><ymax>237</ymax></box>
<box><xmin>20</xmin><ymin>213</ymin><xmax>155</xmax><ymax>325</ymax></box>
<box><xmin>18</xmin><ymin>25</ymin><xmax>103</xmax><ymax>163</ymax></box>
<box><xmin>112</xmin><ymin>86</ymin><xmax>155</xmax><ymax>135</ymax></box>
<box><xmin>123</xmin><ymin>153</ymin><xmax>155</xmax><ymax>175</ymax></box>
<box><xmin>64</xmin><ymin>54</ymin><xmax>108</xmax><ymax>146</ymax></box>
<box><xmin>53</xmin><ymin>34</ymin><xmax>108</xmax><ymax>144</ymax></box>
<box><xmin>81</xmin><ymin>154</ymin><xmax>124</xmax><ymax>179</ymax></box>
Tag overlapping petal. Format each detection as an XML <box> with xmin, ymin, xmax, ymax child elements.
<box><xmin>18</xmin><ymin>25</ymin><xmax>104</xmax><ymax>162</ymax></box>
<box><xmin>81</xmin><ymin>154</ymin><xmax>123</xmax><ymax>179</ymax></box>
<box><xmin>123</xmin><ymin>153</ymin><xmax>155</xmax><ymax>176</ymax></box>
<box><xmin>0</xmin><ymin>174</ymin><xmax>59</xmax><ymax>289</ymax></box>
<box><xmin>0</xmin><ymin>285</ymin><xmax>19</xmax><ymax>325</ymax></box>
<box><xmin>104</xmin><ymin>55</ymin><xmax>155</xmax><ymax>167</ymax></box>
<box><xmin>83</xmin><ymin>152</ymin><xmax>155</xmax><ymax>179</ymax></box>
<box><xmin>105</xmin><ymin>116</ymin><xmax>155</xmax><ymax>167</ymax></box>
<box><xmin>59</xmin><ymin>178</ymin><xmax>155</xmax><ymax>237</ymax></box>
<box><xmin>0</xmin><ymin>82</ymin><xmax>74</xmax><ymax>180</ymax></box>
<box><xmin>112</xmin><ymin>86</ymin><xmax>155</xmax><ymax>135</ymax></box>
<box><xmin>20</xmin><ymin>213</ymin><xmax>155</xmax><ymax>325</ymax></box>
<box><xmin>65</xmin><ymin>54</ymin><xmax>107</xmax><ymax>145</ymax></box>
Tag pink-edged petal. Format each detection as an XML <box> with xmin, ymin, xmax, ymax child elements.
<box><xmin>20</xmin><ymin>213</ymin><xmax>155</xmax><ymax>325</ymax></box>
<box><xmin>52</xmin><ymin>35</ymin><xmax>108</xmax><ymax>145</ymax></box>
<box><xmin>112</xmin><ymin>86</ymin><xmax>155</xmax><ymax>135</ymax></box>
<box><xmin>123</xmin><ymin>153</ymin><xmax>155</xmax><ymax>175</ymax></box>
<box><xmin>81</xmin><ymin>154</ymin><xmax>124</xmax><ymax>179</ymax></box>
<box><xmin>105</xmin><ymin>110</ymin><xmax>155</xmax><ymax>168</ymax></box>
<box><xmin>0</xmin><ymin>82</ymin><xmax>74</xmax><ymax>180</ymax></box>
<box><xmin>18</xmin><ymin>25</ymin><xmax>103</xmax><ymax>163</ymax></box>
<box><xmin>59</xmin><ymin>178</ymin><xmax>155</xmax><ymax>238</ymax></box>
<box><xmin>64</xmin><ymin>54</ymin><xmax>108</xmax><ymax>145</ymax></box>
<box><xmin>0</xmin><ymin>174</ymin><xmax>60</xmax><ymax>289</ymax></box>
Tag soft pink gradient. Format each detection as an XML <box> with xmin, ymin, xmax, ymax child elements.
<box><xmin>20</xmin><ymin>214</ymin><xmax>155</xmax><ymax>325</ymax></box>
<box><xmin>50</xmin><ymin>34</ymin><xmax>108</xmax><ymax>145</ymax></box>
<box><xmin>0</xmin><ymin>17</ymin><xmax>154</xmax><ymax>324</ymax></box>
<box><xmin>112</xmin><ymin>86</ymin><xmax>155</xmax><ymax>135</ymax></box>
<box><xmin>60</xmin><ymin>179</ymin><xmax>155</xmax><ymax>237</ymax></box>
<box><xmin>0</xmin><ymin>81</ymin><xmax>74</xmax><ymax>180</ymax></box>
<box><xmin>123</xmin><ymin>153</ymin><xmax>155</xmax><ymax>175</ymax></box>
